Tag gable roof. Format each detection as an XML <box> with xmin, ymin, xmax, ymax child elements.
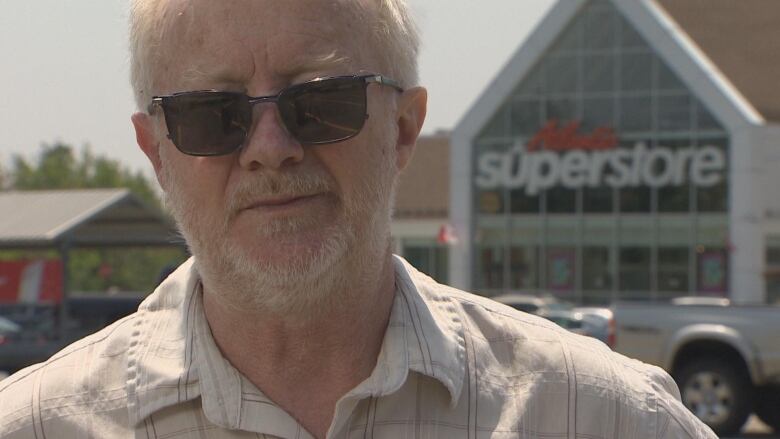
<box><xmin>655</xmin><ymin>0</ymin><xmax>780</xmax><ymax>123</ymax></box>
<box><xmin>454</xmin><ymin>0</ymin><xmax>767</xmax><ymax>149</ymax></box>
<box><xmin>0</xmin><ymin>189</ymin><xmax>180</xmax><ymax>248</ymax></box>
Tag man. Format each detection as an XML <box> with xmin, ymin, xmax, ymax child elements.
<box><xmin>0</xmin><ymin>1</ymin><xmax>716</xmax><ymax>438</ymax></box>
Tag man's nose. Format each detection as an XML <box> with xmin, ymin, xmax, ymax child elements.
<box><xmin>238</xmin><ymin>104</ymin><xmax>304</xmax><ymax>170</ymax></box>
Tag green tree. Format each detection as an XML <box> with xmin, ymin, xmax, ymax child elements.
<box><xmin>11</xmin><ymin>143</ymin><xmax>160</xmax><ymax>208</ymax></box>
<box><xmin>6</xmin><ymin>142</ymin><xmax>185</xmax><ymax>294</ymax></box>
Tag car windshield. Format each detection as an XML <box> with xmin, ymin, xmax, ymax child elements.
<box><xmin>511</xmin><ymin>303</ymin><xmax>539</xmax><ymax>313</ymax></box>
<box><xmin>545</xmin><ymin>302</ymin><xmax>572</xmax><ymax>312</ymax></box>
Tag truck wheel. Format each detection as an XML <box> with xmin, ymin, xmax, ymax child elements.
<box><xmin>755</xmin><ymin>385</ymin><xmax>780</xmax><ymax>432</ymax></box>
<box><xmin>676</xmin><ymin>358</ymin><xmax>752</xmax><ymax>436</ymax></box>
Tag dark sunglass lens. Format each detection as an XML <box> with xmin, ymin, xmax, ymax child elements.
<box><xmin>163</xmin><ymin>92</ymin><xmax>251</xmax><ymax>155</ymax></box>
<box><xmin>278</xmin><ymin>78</ymin><xmax>367</xmax><ymax>144</ymax></box>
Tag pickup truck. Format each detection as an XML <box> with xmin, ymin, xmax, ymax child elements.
<box><xmin>612</xmin><ymin>300</ymin><xmax>780</xmax><ymax>436</ymax></box>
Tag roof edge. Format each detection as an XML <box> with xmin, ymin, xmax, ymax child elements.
<box><xmin>626</xmin><ymin>0</ymin><xmax>764</xmax><ymax>126</ymax></box>
<box><xmin>44</xmin><ymin>189</ymin><xmax>134</xmax><ymax>242</ymax></box>
<box><xmin>452</xmin><ymin>0</ymin><xmax>587</xmax><ymax>144</ymax></box>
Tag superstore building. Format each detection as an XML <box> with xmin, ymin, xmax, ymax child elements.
<box><xmin>445</xmin><ymin>0</ymin><xmax>780</xmax><ymax>304</ymax></box>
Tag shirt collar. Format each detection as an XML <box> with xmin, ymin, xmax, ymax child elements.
<box><xmin>126</xmin><ymin>258</ymin><xmax>203</xmax><ymax>426</ymax></box>
<box><xmin>388</xmin><ymin>255</ymin><xmax>466</xmax><ymax>407</ymax></box>
<box><xmin>127</xmin><ymin>255</ymin><xmax>467</xmax><ymax>427</ymax></box>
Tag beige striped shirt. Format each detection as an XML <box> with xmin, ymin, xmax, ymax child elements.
<box><xmin>0</xmin><ymin>256</ymin><xmax>716</xmax><ymax>438</ymax></box>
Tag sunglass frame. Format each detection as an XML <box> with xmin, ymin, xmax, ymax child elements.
<box><xmin>148</xmin><ymin>74</ymin><xmax>403</xmax><ymax>156</ymax></box>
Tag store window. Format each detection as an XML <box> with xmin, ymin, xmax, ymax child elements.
<box><xmin>545</xmin><ymin>97</ymin><xmax>578</xmax><ymax>122</ymax></box>
<box><xmin>478</xmin><ymin>105</ymin><xmax>509</xmax><ymax>140</ymax></box>
<box><xmin>657</xmin><ymin>247</ymin><xmax>689</xmax><ymax>295</ymax></box>
<box><xmin>477</xmin><ymin>190</ymin><xmax>504</xmax><ymax>215</ymax></box>
<box><xmin>513</xmin><ymin>64</ymin><xmax>543</xmax><ymax>98</ymax></box>
<box><xmin>583</xmin><ymin>246</ymin><xmax>612</xmax><ymax>290</ymax></box>
<box><xmin>547</xmin><ymin>247</ymin><xmax>576</xmax><ymax>295</ymax></box>
<box><xmin>403</xmin><ymin>243</ymin><xmax>449</xmax><ymax>284</ymax></box>
<box><xmin>765</xmin><ymin>241</ymin><xmax>780</xmax><ymax>304</ymax></box>
<box><xmin>696</xmin><ymin>101</ymin><xmax>723</xmax><ymax>131</ymax></box>
<box><xmin>657</xmin><ymin>139</ymin><xmax>693</xmax><ymax>213</ymax></box>
<box><xmin>583</xmin><ymin>3</ymin><xmax>615</xmax><ymax>50</ymax></box>
<box><xmin>582</xmin><ymin>97</ymin><xmax>615</xmax><ymax>132</ymax></box>
<box><xmin>657</xmin><ymin>62</ymin><xmax>687</xmax><ymax>92</ymax></box>
<box><xmin>619</xmin><ymin>96</ymin><xmax>653</xmax><ymax>132</ymax></box>
<box><xmin>658</xmin><ymin>94</ymin><xmax>692</xmax><ymax>132</ymax></box>
<box><xmin>619</xmin><ymin>187</ymin><xmax>651</xmax><ymax>213</ymax></box>
<box><xmin>476</xmin><ymin>246</ymin><xmax>504</xmax><ymax>292</ymax></box>
<box><xmin>545</xmin><ymin>55</ymin><xmax>579</xmax><ymax>94</ymax></box>
<box><xmin>584</xmin><ymin>55</ymin><xmax>614</xmax><ymax>93</ymax></box>
<box><xmin>658</xmin><ymin>187</ymin><xmax>690</xmax><ymax>212</ymax></box>
<box><xmin>697</xmin><ymin>181</ymin><xmax>728</xmax><ymax>212</ymax></box>
<box><xmin>697</xmin><ymin>139</ymin><xmax>729</xmax><ymax>213</ymax></box>
<box><xmin>510</xmin><ymin>188</ymin><xmax>540</xmax><ymax>213</ymax></box>
<box><xmin>696</xmin><ymin>247</ymin><xmax>728</xmax><ymax>295</ymax></box>
<box><xmin>584</xmin><ymin>187</ymin><xmax>613</xmax><ymax>213</ymax></box>
<box><xmin>509</xmin><ymin>246</ymin><xmax>539</xmax><ymax>290</ymax></box>
<box><xmin>511</xmin><ymin>100</ymin><xmax>541</xmax><ymax>136</ymax></box>
<box><xmin>619</xmin><ymin>247</ymin><xmax>651</xmax><ymax>292</ymax></box>
<box><xmin>545</xmin><ymin>187</ymin><xmax>577</xmax><ymax>213</ymax></box>
<box><xmin>620</xmin><ymin>51</ymin><xmax>653</xmax><ymax>92</ymax></box>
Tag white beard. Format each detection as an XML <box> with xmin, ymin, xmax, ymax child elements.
<box><xmin>161</xmin><ymin>141</ymin><xmax>397</xmax><ymax>317</ymax></box>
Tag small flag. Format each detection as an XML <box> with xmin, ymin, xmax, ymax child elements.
<box><xmin>437</xmin><ymin>224</ymin><xmax>459</xmax><ymax>245</ymax></box>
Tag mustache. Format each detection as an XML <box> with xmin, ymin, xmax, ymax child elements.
<box><xmin>226</xmin><ymin>171</ymin><xmax>335</xmax><ymax>214</ymax></box>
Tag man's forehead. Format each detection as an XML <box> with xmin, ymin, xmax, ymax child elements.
<box><xmin>159</xmin><ymin>0</ymin><xmax>368</xmax><ymax>36</ymax></box>
<box><xmin>176</xmin><ymin>50</ymin><xmax>356</xmax><ymax>91</ymax></box>
<box><xmin>155</xmin><ymin>0</ymin><xmax>373</xmax><ymax>89</ymax></box>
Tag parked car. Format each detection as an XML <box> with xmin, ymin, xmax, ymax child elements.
<box><xmin>0</xmin><ymin>316</ymin><xmax>22</xmax><ymax>376</ymax></box>
<box><xmin>612</xmin><ymin>300</ymin><xmax>780</xmax><ymax>435</ymax></box>
<box><xmin>491</xmin><ymin>293</ymin><xmax>571</xmax><ymax>315</ymax></box>
<box><xmin>0</xmin><ymin>296</ymin><xmax>144</xmax><ymax>373</ymax></box>
<box><xmin>491</xmin><ymin>296</ymin><xmax>615</xmax><ymax>346</ymax></box>
<box><xmin>670</xmin><ymin>296</ymin><xmax>730</xmax><ymax>306</ymax></box>
<box><xmin>573</xmin><ymin>307</ymin><xmax>614</xmax><ymax>347</ymax></box>
<box><xmin>537</xmin><ymin>309</ymin><xmax>587</xmax><ymax>335</ymax></box>
<box><xmin>0</xmin><ymin>316</ymin><xmax>21</xmax><ymax>343</ymax></box>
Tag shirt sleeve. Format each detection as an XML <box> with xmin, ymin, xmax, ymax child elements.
<box><xmin>640</xmin><ymin>364</ymin><xmax>718</xmax><ymax>439</ymax></box>
<box><xmin>657</xmin><ymin>404</ymin><xmax>718</xmax><ymax>439</ymax></box>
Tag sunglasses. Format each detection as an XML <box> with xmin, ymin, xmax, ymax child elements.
<box><xmin>148</xmin><ymin>74</ymin><xmax>403</xmax><ymax>156</ymax></box>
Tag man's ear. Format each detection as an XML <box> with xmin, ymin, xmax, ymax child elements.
<box><xmin>131</xmin><ymin>112</ymin><xmax>166</xmax><ymax>190</ymax></box>
<box><xmin>395</xmin><ymin>86</ymin><xmax>427</xmax><ymax>171</ymax></box>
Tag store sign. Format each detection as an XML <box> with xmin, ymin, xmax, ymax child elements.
<box><xmin>476</xmin><ymin>121</ymin><xmax>726</xmax><ymax>195</ymax></box>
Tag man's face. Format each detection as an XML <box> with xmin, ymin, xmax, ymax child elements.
<box><xmin>140</xmin><ymin>0</ymin><xmax>411</xmax><ymax>310</ymax></box>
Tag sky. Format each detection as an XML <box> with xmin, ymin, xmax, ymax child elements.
<box><xmin>0</xmin><ymin>0</ymin><xmax>555</xmax><ymax>174</ymax></box>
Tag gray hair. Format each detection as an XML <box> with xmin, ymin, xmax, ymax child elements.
<box><xmin>128</xmin><ymin>0</ymin><xmax>420</xmax><ymax>111</ymax></box>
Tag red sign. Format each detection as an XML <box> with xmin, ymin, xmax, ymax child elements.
<box><xmin>0</xmin><ymin>260</ymin><xmax>63</xmax><ymax>303</ymax></box>
<box><xmin>527</xmin><ymin>120</ymin><xmax>618</xmax><ymax>152</ymax></box>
